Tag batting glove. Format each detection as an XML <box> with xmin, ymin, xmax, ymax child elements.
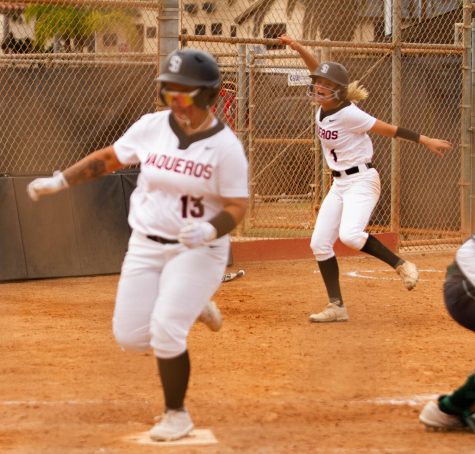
<box><xmin>178</xmin><ymin>222</ymin><xmax>217</xmax><ymax>248</ymax></box>
<box><xmin>27</xmin><ymin>171</ymin><xmax>69</xmax><ymax>201</ymax></box>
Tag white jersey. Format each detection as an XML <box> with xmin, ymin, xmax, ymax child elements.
<box><xmin>316</xmin><ymin>102</ymin><xmax>377</xmax><ymax>171</ymax></box>
<box><xmin>113</xmin><ymin>110</ymin><xmax>248</xmax><ymax>239</ymax></box>
<box><xmin>456</xmin><ymin>235</ymin><xmax>475</xmax><ymax>287</ymax></box>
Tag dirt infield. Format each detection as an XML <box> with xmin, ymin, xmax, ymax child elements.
<box><xmin>2</xmin><ymin>251</ymin><xmax>475</xmax><ymax>453</ymax></box>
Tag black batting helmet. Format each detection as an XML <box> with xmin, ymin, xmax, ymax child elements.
<box><xmin>157</xmin><ymin>48</ymin><xmax>221</xmax><ymax>109</ymax></box>
<box><xmin>312</xmin><ymin>62</ymin><xmax>349</xmax><ymax>86</ymax></box>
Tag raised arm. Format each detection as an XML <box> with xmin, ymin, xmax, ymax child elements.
<box><xmin>279</xmin><ymin>34</ymin><xmax>320</xmax><ymax>73</ymax></box>
<box><xmin>370</xmin><ymin>120</ymin><xmax>453</xmax><ymax>157</ymax></box>
<box><xmin>27</xmin><ymin>146</ymin><xmax>125</xmax><ymax>201</ymax></box>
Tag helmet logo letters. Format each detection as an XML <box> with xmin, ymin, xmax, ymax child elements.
<box><xmin>169</xmin><ymin>55</ymin><xmax>182</xmax><ymax>73</ymax></box>
<box><xmin>321</xmin><ymin>64</ymin><xmax>329</xmax><ymax>74</ymax></box>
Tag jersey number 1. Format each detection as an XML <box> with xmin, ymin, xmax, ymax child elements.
<box><xmin>180</xmin><ymin>195</ymin><xmax>204</xmax><ymax>218</ymax></box>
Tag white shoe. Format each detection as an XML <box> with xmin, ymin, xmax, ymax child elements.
<box><xmin>396</xmin><ymin>261</ymin><xmax>419</xmax><ymax>290</ymax></box>
<box><xmin>419</xmin><ymin>401</ymin><xmax>465</xmax><ymax>431</ymax></box>
<box><xmin>150</xmin><ymin>409</ymin><xmax>194</xmax><ymax>441</ymax></box>
<box><xmin>309</xmin><ymin>303</ymin><xmax>349</xmax><ymax>323</ymax></box>
<box><xmin>198</xmin><ymin>301</ymin><xmax>222</xmax><ymax>332</ymax></box>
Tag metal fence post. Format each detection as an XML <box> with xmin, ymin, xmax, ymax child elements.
<box><xmin>464</xmin><ymin>0</ymin><xmax>473</xmax><ymax>233</ymax></box>
<box><xmin>390</xmin><ymin>0</ymin><xmax>402</xmax><ymax>246</ymax></box>
<box><xmin>156</xmin><ymin>0</ymin><xmax>179</xmax><ymax>110</ymax></box>
<box><xmin>320</xmin><ymin>41</ymin><xmax>332</xmax><ymax>200</ymax></box>
<box><xmin>236</xmin><ymin>43</ymin><xmax>247</xmax><ymax>235</ymax></box>
<box><xmin>247</xmin><ymin>49</ymin><xmax>256</xmax><ymax>230</ymax></box>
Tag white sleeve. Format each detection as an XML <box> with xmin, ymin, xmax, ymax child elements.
<box><xmin>113</xmin><ymin>114</ymin><xmax>154</xmax><ymax>165</ymax></box>
<box><xmin>218</xmin><ymin>138</ymin><xmax>249</xmax><ymax>198</ymax></box>
<box><xmin>345</xmin><ymin>106</ymin><xmax>377</xmax><ymax>134</ymax></box>
<box><xmin>455</xmin><ymin>237</ymin><xmax>475</xmax><ymax>286</ymax></box>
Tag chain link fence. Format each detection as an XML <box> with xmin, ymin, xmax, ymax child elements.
<box><xmin>0</xmin><ymin>0</ymin><xmax>472</xmax><ymax>250</ymax></box>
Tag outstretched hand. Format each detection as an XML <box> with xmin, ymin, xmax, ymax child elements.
<box><xmin>278</xmin><ymin>34</ymin><xmax>297</xmax><ymax>49</ymax></box>
<box><xmin>421</xmin><ymin>137</ymin><xmax>453</xmax><ymax>157</ymax></box>
<box><xmin>27</xmin><ymin>171</ymin><xmax>69</xmax><ymax>201</ymax></box>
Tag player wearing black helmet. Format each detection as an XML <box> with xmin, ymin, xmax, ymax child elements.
<box><xmin>280</xmin><ymin>34</ymin><xmax>452</xmax><ymax>323</ymax></box>
<box><xmin>27</xmin><ymin>48</ymin><xmax>249</xmax><ymax>441</ymax></box>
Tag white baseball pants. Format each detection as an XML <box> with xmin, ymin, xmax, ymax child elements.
<box><xmin>310</xmin><ymin>168</ymin><xmax>381</xmax><ymax>261</ymax></box>
<box><xmin>113</xmin><ymin>230</ymin><xmax>228</xmax><ymax>358</ymax></box>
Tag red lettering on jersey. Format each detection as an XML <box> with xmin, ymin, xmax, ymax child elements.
<box><xmin>173</xmin><ymin>158</ymin><xmax>185</xmax><ymax>173</ymax></box>
<box><xmin>202</xmin><ymin>165</ymin><xmax>212</xmax><ymax>179</ymax></box>
<box><xmin>318</xmin><ymin>127</ymin><xmax>338</xmax><ymax>140</ymax></box>
<box><xmin>194</xmin><ymin>163</ymin><xmax>204</xmax><ymax>177</ymax></box>
<box><xmin>145</xmin><ymin>153</ymin><xmax>157</xmax><ymax>165</ymax></box>
<box><xmin>183</xmin><ymin>160</ymin><xmax>194</xmax><ymax>175</ymax></box>
<box><xmin>144</xmin><ymin>153</ymin><xmax>213</xmax><ymax>179</ymax></box>
<box><xmin>156</xmin><ymin>154</ymin><xmax>167</xmax><ymax>168</ymax></box>
<box><xmin>163</xmin><ymin>156</ymin><xmax>174</xmax><ymax>170</ymax></box>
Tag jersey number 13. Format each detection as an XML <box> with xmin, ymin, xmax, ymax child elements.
<box><xmin>180</xmin><ymin>195</ymin><xmax>204</xmax><ymax>218</ymax></box>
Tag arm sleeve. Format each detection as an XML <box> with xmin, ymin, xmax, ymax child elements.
<box><xmin>345</xmin><ymin>106</ymin><xmax>377</xmax><ymax>134</ymax></box>
<box><xmin>218</xmin><ymin>138</ymin><xmax>249</xmax><ymax>198</ymax></box>
<box><xmin>113</xmin><ymin>114</ymin><xmax>154</xmax><ymax>165</ymax></box>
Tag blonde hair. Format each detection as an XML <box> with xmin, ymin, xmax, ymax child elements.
<box><xmin>345</xmin><ymin>81</ymin><xmax>368</xmax><ymax>103</ymax></box>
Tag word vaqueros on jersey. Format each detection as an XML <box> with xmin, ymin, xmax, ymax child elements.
<box><xmin>318</xmin><ymin>127</ymin><xmax>339</xmax><ymax>140</ymax></box>
<box><xmin>145</xmin><ymin>153</ymin><xmax>213</xmax><ymax>179</ymax></box>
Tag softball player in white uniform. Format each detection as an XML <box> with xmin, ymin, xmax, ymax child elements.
<box><xmin>280</xmin><ymin>35</ymin><xmax>452</xmax><ymax>322</ymax></box>
<box><xmin>419</xmin><ymin>236</ymin><xmax>475</xmax><ymax>431</ymax></box>
<box><xmin>27</xmin><ymin>49</ymin><xmax>249</xmax><ymax>441</ymax></box>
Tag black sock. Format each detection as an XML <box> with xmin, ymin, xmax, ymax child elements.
<box><xmin>157</xmin><ymin>350</ymin><xmax>190</xmax><ymax>411</ymax></box>
<box><xmin>440</xmin><ymin>374</ymin><xmax>475</xmax><ymax>414</ymax></box>
<box><xmin>361</xmin><ymin>234</ymin><xmax>403</xmax><ymax>269</ymax></box>
<box><xmin>317</xmin><ymin>256</ymin><xmax>343</xmax><ymax>305</ymax></box>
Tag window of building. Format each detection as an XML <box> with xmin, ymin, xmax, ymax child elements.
<box><xmin>195</xmin><ymin>24</ymin><xmax>206</xmax><ymax>35</ymax></box>
<box><xmin>211</xmin><ymin>23</ymin><xmax>222</xmax><ymax>36</ymax></box>
<box><xmin>146</xmin><ymin>26</ymin><xmax>157</xmax><ymax>39</ymax></box>
<box><xmin>184</xmin><ymin>3</ymin><xmax>198</xmax><ymax>14</ymax></box>
<box><xmin>103</xmin><ymin>32</ymin><xmax>118</xmax><ymax>47</ymax></box>
<box><xmin>263</xmin><ymin>23</ymin><xmax>286</xmax><ymax>50</ymax></box>
<box><xmin>202</xmin><ymin>2</ymin><xmax>216</xmax><ymax>13</ymax></box>
<box><xmin>230</xmin><ymin>25</ymin><xmax>237</xmax><ymax>38</ymax></box>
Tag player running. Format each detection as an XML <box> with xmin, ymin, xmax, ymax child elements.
<box><xmin>279</xmin><ymin>34</ymin><xmax>452</xmax><ymax>322</ymax></box>
<box><xmin>27</xmin><ymin>48</ymin><xmax>249</xmax><ymax>441</ymax></box>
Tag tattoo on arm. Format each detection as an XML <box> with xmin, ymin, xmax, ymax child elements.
<box><xmin>65</xmin><ymin>157</ymin><xmax>107</xmax><ymax>185</ymax></box>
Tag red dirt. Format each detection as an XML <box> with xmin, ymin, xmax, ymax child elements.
<box><xmin>2</xmin><ymin>251</ymin><xmax>475</xmax><ymax>453</ymax></box>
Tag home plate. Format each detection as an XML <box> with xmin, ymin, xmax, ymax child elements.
<box><xmin>124</xmin><ymin>429</ymin><xmax>218</xmax><ymax>446</ymax></box>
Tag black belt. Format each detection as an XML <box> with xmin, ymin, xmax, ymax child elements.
<box><xmin>146</xmin><ymin>235</ymin><xmax>179</xmax><ymax>244</ymax></box>
<box><xmin>331</xmin><ymin>163</ymin><xmax>373</xmax><ymax>178</ymax></box>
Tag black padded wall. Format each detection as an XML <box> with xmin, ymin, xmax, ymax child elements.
<box><xmin>0</xmin><ymin>178</ymin><xmax>27</xmax><ymax>280</ymax></box>
<box><xmin>70</xmin><ymin>175</ymin><xmax>130</xmax><ymax>275</ymax></box>
<box><xmin>15</xmin><ymin>176</ymin><xmax>83</xmax><ymax>279</ymax></box>
<box><xmin>2</xmin><ymin>173</ymin><xmax>134</xmax><ymax>280</ymax></box>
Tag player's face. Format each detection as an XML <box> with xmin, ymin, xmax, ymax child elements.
<box><xmin>161</xmin><ymin>83</ymin><xmax>200</xmax><ymax>109</ymax></box>
<box><xmin>312</xmin><ymin>77</ymin><xmax>340</xmax><ymax>106</ymax></box>
<box><xmin>162</xmin><ymin>82</ymin><xmax>205</xmax><ymax>124</ymax></box>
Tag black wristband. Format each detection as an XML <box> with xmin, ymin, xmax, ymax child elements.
<box><xmin>209</xmin><ymin>211</ymin><xmax>237</xmax><ymax>238</ymax></box>
<box><xmin>395</xmin><ymin>127</ymin><xmax>420</xmax><ymax>143</ymax></box>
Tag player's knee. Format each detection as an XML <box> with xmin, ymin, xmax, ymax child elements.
<box><xmin>112</xmin><ymin>321</ymin><xmax>150</xmax><ymax>353</ymax></box>
<box><xmin>339</xmin><ymin>231</ymin><xmax>366</xmax><ymax>250</ymax></box>
<box><xmin>310</xmin><ymin>237</ymin><xmax>333</xmax><ymax>261</ymax></box>
<box><xmin>150</xmin><ymin>318</ymin><xmax>187</xmax><ymax>358</ymax></box>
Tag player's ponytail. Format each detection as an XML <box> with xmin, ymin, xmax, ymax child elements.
<box><xmin>346</xmin><ymin>81</ymin><xmax>368</xmax><ymax>104</ymax></box>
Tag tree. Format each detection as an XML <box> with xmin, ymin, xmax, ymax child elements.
<box><xmin>24</xmin><ymin>5</ymin><xmax>139</xmax><ymax>52</ymax></box>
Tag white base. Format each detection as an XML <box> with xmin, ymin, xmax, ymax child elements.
<box><xmin>124</xmin><ymin>429</ymin><xmax>218</xmax><ymax>446</ymax></box>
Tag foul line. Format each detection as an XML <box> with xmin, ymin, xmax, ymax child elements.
<box><xmin>343</xmin><ymin>268</ymin><xmax>443</xmax><ymax>281</ymax></box>
<box><xmin>1</xmin><ymin>394</ymin><xmax>438</xmax><ymax>407</ymax></box>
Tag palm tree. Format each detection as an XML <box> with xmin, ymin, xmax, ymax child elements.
<box><xmin>235</xmin><ymin>0</ymin><xmax>366</xmax><ymax>41</ymax></box>
<box><xmin>24</xmin><ymin>5</ymin><xmax>138</xmax><ymax>52</ymax></box>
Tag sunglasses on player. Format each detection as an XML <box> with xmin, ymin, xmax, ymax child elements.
<box><xmin>161</xmin><ymin>88</ymin><xmax>201</xmax><ymax>107</ymax></box>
